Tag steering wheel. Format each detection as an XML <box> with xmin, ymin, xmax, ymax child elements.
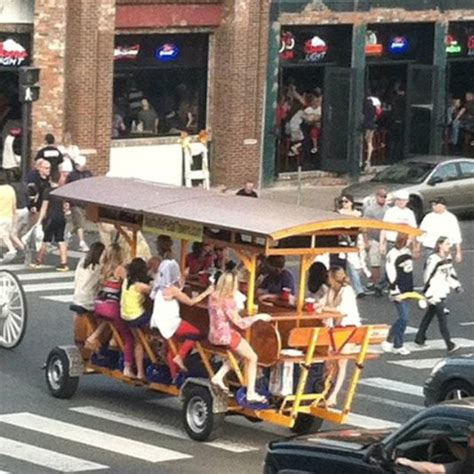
<box><xmin>427</xmin><ymin>436</ymin><xmax>455</xmax><ymax>464</ymax></box>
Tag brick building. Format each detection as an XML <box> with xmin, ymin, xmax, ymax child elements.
<box><xmin>1</xmin><ymin>1</ymin><xmax>473</xmax><ymax>188</ymax></box>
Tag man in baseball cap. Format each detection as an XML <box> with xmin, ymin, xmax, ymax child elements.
<box><xmin>380</xmin><ymin>189</ymin><xmax>417</xmax><ymax>255</ymax></box>
<box><xmin>419</xmin><ymin>196</ymin><xmax>462</xmax><ymax>262</ymax></box>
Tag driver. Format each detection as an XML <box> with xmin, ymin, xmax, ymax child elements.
<box><xmin>395</xmin><ymin>432</ymin><xmax>471</xmax><ymax>474</ymax></box>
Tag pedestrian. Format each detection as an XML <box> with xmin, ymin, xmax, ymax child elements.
<box><xmin>35</xmin><ymin>133</ymin><xmax>63</xmax><ymax>177</ymax></box>
<box><xmin>381</xmin><ymin>233</ymin><xmax>413</xmax><ymax>355</ymax></box>
<box><xmin>379</xmin><ymin>190</ymin><xmax>417</xmax><ymax>256</ymax></box>
<box><xmin>2</xmin><ymin>127</ymin><xmax>21</xmax><ymax>183</ymax></box>
<box><xmin>363</xmin><ymin>188</ymin><xmax>388</xmax><ymax>293</ymax></box>
<box><xmin>65</xmin><ymin>155</ymin><xmax>92</xmax><ymax>252</ymax></box>
<box><xmin>316</xmin><ymin>266</ymin><xmax>361</xmax><ymax>407</ymax></box>
<box><xmin>0</xmin><ymin>170</ymin><xmax>19</xmax><ymax>262</ymax></box>
<box><xmin>337</xmin><ymin>193</ymin><xmax>366</xmax><ymax>298</ymax></box>
<box><xmin>31</xmin><ymin>172</ymin><xmax>69</xmax><ymax>271</ymax></box>
<box><xmin>414</xmin><ymin>236</ymin><xmax>463</xmax><ymax>353</ymax></box>
<box><xmin>8</xmin><ymin>168</ymin><xmax>29</xmax><ymax>255</ymax></box>
<box><xmin>236</xmin><ymin>180</ymin><xmax>258</xmax><ymax>198</ymax></box>
<box><xmin>26</xmin><ymin>158</ymin><xmax>51</xmax><ymax>218</ymax></box>
<box><xmin>58</xmin><ymin>131</ymin><xmax>80</xmax><ymax>185</ymax></box>
<box><xmin>418</xmin><ymin>197</ymin><xmax>462</xmax><ymax>263</ymax></box>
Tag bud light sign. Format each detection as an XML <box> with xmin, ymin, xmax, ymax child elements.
<box><xmin>0</xmin><ymin>38</ymin><xmax>28</xmax><ymax>66</ymax></box>
<box><xmin>156</xmin><ymin>43</ymin><xmax>180</xmax><ymax>62</ymax></box>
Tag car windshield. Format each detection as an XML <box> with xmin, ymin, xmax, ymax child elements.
<box><xmin>372</xmin><ymin>162</ymin><xmax>435</xmax><ymax>184</ymax></box>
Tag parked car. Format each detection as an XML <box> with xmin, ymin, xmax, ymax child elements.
<box><xmin>341</xmin><ymin>156</ymin><xmax>474</xmax><ymax>222</ymax></box>
<box><xmin>424</xmin><ymin>355</ymin><xmax>474</xmax><ymax>406</ymax></box>
<box><xmin>264</xmin><ymin>398</ymin><xmax>474</xmax><ymax>474</ymax></box>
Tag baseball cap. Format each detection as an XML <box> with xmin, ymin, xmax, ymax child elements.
<box><xmin>394</xmin><ymin>190</ymin><xmax>409</xmax><ymax>201</ymax></box>
<box><xmin>431</xmin><ymin>196</ymin><xmax>447</xmax><ymax>206</ymax></box>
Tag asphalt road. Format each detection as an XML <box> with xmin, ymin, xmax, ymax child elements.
<box><xmin>1</xmin><ymin>219</ymin><xmax>473</xmax><ymax>474</ymax></box>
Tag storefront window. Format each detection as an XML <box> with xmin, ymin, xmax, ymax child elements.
<box><xmin>113</xmin><ymin>33</ymin><xmax>209</xmax><ymax>139</ymax></box>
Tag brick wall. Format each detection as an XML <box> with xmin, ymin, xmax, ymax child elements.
<box><xmin>64</xmin><ymin>0</ymin><xmax>115</xmax><ymax>175</ymax></box>
<box><xmin>212</xmin><ymin>0</ymin><xmax>271</xmax><ymax>188</ymax></box>
<box><xmin>32</xmin><ymin>0</ymin><xmax>68</xmax><ymax>158</ymax></box>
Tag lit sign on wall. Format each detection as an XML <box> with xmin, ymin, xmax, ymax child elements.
<box><xmin>468</xmin><ymin>35</ymin><xmax>474</xmax><ymax>56</ymax></box>
<box><xmin>304</xmin><ymin>36</ymin><xmax>328</xmax><ymax>62</ymax></box>
<box><xmin>388</xmin><ymin>36</ymin><xmax>409</xmax><ymax>54</ymax></box>
<box><xmin>365</xmin><ymin>31</ymin><xmax>383</xmax><ymax>56</ymax></box>
<box><xmin>114</xmin><ymin>44</ymin><xmax>140</xmax><ymax>60</ymax></box>
<box><xmin>279</xmin><ymin>31</ymin><xmax>295</xmax><ymax>61</ymax></box>
<box><xmin>0</xmin><ymin>38</ymin><xmax>28</xmax><ymax>66</ymax></box>
<box><xmin>446</xmin><ymin>35</ymin><xmax>462</xmax><ymax>54</ymax></box>
<box><xmin>156</xmin><ymin>43</ymin><xmax>180</xmax><ymax>62</ymax></box>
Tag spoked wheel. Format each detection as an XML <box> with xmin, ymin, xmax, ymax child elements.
<box><xmin>0</xmin><ymin>270</ymin><xmax>27</xmax><ymax>349</ymax></box>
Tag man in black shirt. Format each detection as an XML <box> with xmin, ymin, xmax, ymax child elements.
<box><xmin>236</xmin><ymin>180</ymin><xmax>258</xmax><ymax>198</ymax></box>
<box><xmin>35</xmin><ymin>133</ymin><xmax>63</xmax><ymax>177</ymax></box>
<box><xmin>26</xmin><ymin>159</ymin><xmax>51</xmax><ymax>214</ymax></box>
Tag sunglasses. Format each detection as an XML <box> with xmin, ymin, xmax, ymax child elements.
<box><xmin>340</xmin><ymin>199</ymin><xmax>350</xmax><ymax>204</ymax></box>
<box><xmin>377</xmin><ymin>194</ymin><xmax>387</xmax><ymax>198</ymax></box>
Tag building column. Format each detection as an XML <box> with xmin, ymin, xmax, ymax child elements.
<box><xmin>212</xmin><ymin>0</ymin><xmax>271</xmax><ymax>189</ymax></box>
<box><xmin>32</xmin><ymin>0</ymin><xmax>68</xmax><ymax>154</ymax></box>
<box><xmin>64</xmin><ymin>0</ymin><xmax>115</xmax><ymax>175</ymax></box>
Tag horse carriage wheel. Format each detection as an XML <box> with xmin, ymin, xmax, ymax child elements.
<box><xmin>0</xmin><ymin>270</ymin><xmax>27</xmax><ymax>349</ymax></box>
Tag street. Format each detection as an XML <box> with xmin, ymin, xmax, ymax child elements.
<box><xmin>0</xmin><ymin>218</ymin><xmax>473</xmax><ymax>474</ymax></box>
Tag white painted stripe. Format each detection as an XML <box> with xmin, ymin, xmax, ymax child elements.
<box><xmin>18</xmin><ymin>271</ymin><xmax>74</xmax><ymax>281</ymax></box>
<box><xmin>41</xmin><ymin>294</ymin><xmax>74</xmax><ymax>303</ymax></box>
<box><xmin>0</xmin><ymin>436</ymin><xmax>107</xmax><ymax>472</ymax></box>
<box><xmin>52</xmin><ymin>249</ymin><xmax>84</xmax><ymax>259</ymax></box>
<box><xmin>71</xmin><ymin>406</ymin><xmax>257</xmax><ymax>453</ymax></box>
<box><xmin>23</xmin><ymin>282</ymin><xmax>75</xmax><ymax>293</ymax></box>
<box><xmin>356</xmin><ymin>394</ymin><xmax>421</xmax><ymax>412</ymax></box>
<box><xmin>388</xmin><ymin>358</ymin><xmax>442</xmax><ymax>370</ymax></box>
<box><xmin>0</xmin><ymin>413</ymin><xmax>191</xmax><ymax>463</ymax></box>
<box><xmin>405</xmin><ymin>338</ymin><xmax>474</xmax><ymax>352</ymax></box>
<box><xmin>460</xmin><ymin>322</ymin><xmax>474</xmax><ymax>326</ymax></box>
<box><xmin>360</xmin><ymin>378</ymin><xmax>423</xmax><ymax>397</ymax></box>
<box><xmin>347</xmin><ymin>413</ymin><xmax>400</xmax><ymax>430</ymax></box>
<box><xmin>405</xmin><ymin>326</ymin><xmax>418</xmax><ymax>335</ymax></box>
<box><xmin>0</xmin><ymin>263</ymin><xmax>52</xmax><ymax>271</ymax></box>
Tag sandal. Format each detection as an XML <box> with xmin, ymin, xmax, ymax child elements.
<box><xmin>246</xmin><ymin>394</ymin><xmax>268</xmax><ymax>405</ymax></box>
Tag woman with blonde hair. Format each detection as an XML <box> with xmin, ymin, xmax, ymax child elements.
<box><xmin>208</xmin><ymin>270</ymin><xmax>271</xmax><ymax>403</ymax></box>
<box><xmin>317</xmin><ymin>266</ymin><xmax>361</xmax><ymax>407</ymax></box>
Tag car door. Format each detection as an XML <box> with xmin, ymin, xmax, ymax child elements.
<box><xmin>456</xmin><ymin>160</ymin><xmax>474</xmax><ymax>212</ymax></box>
<box><xmin>422</xmin><ymin>162</ymin><xmax>463</xmax><ymax>210</ymax></box>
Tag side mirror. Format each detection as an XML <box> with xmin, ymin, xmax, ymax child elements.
<box><xmin>364</xmin><ymin>442</ymin><xmax>389</xmax><ymax>466</ymax></box>
<box><xmin>428</xmin><ymin>176</ymin><xmax>443</xmax><ymax>186</ymax></box>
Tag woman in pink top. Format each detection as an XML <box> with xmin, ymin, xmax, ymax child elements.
<box><xmin>208</xmin><ymin>270</ymin><xmax>271</xmax><ymax>404</ymax></box>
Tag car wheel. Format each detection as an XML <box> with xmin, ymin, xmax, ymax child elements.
<box><xmin>45</xmin><ymin>347</ymin><xmax>80</xmax><ymax>399</ymax></box>
<box><xmin>439</xmin><ymin>380</ymin><xmax>473</xmax><ymax>402</ymax></box>
<box><xmin>290</xmin><ymin>414</ymin><xmax>324</xmax><ymax>435</ymax></box>
<box><xmin>409</xmin><ymin>196</ymin><xmax>424</xmax><ymax>224</ymax></box>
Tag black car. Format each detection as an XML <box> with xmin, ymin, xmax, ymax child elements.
<box><xmin>424</xmin><ymin>355</ymin><xmax>474</xmax><ymax>406</ymax></box>
<box><xmin>264</xmin><ymin>399</ymin><xmax>474</xmax><ymax>474</ymax></box>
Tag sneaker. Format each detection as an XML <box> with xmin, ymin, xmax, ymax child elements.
<box><xmin>79</xmin><ymin>241</ymin><xmax>90</xmax><ymax>252</ymax></box>
<box><xmin>444</xmin><ymin>308</ymin><xmax>450</xmax><ymax>315</ymax></box>
<box><xmin>393</xmin><ymin>346</ymin><xmax>411</xmax><ymax>356</ymax></box>
<box><xmin>56</xmin><ymin>264</ymin><xmax>70</xmax><ymax>272</ymax></box>
<box><xmin>310</xmin><ymin>147</ymin><xmax>318</xmax><ymax>154</ymax></box>
<box><xmin>414</xmin><ymin>341</ymin><xmax>427</xmax><ymax>349</ymax></box>
<box><xmin>381</xmin><ymin>341</ymin><xmax>393</xmax><ymax>353</ymax></box>
<box><xmin>447</xmin><ymin>343</ymin><xmax>460</xmax><ymax>354</ymax></box>
<box><xmin>356</xmin><ymin>292</ymin><xmax>366</xmax><ymax>299</ymax></box>
<box><xmin>30</xmin><ymin>261</ymin><xmax>43</xmax><ymax>269</ymax></box>
<box><xmin>2</xmin><ymin>250</ymin><xmax>17</xmax><ymax>263</ymax></box>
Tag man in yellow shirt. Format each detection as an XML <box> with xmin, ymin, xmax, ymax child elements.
<box><xmin>0</xmin><ymin>170</ymin><xmax>18</xmax><ymax>262</ymax></box>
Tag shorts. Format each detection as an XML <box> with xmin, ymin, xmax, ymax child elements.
<box><xmin>229</xmin><ymin>330</ymin><xmax>242</xmax><ymax>351</ymax></box>
<box><xmin>309</xmin><ymin>127</ymin><xmax>320</xmax><ymax>140</ymax></box>
<box><xmin>71</xmin><ymin>206</ymin><xmax>86</xmax><ymax>230</ymax></box>
<box><xmin>70</xmin><ymin>304</ymin><xmax>90</xmax><ymax>315</ymax></box>
<box><xmin>368</xmin><ymin>239</ymin><xmax>382</xmax><ymax>267</ymax></box>
<box><xmin>126</xmin><ymin>311</ymin><xmax>151</xmax><ymax>328</ymax></box>
<box><xmin>43</xmin><ymin>218</ymin><xmax>66</xmax><ymax>243</ymax></box>
<box><xmin>0</xmin><ymin>218</ymin><xmax>13</xmax><ymax>239</ymax></box>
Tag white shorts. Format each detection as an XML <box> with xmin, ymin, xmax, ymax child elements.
<box><xmin>368</xmin><ymin>239</ymin><xmax>382</xmax><ymax>267</ymax></box>
<box><xmin>0</xmin><ymin>218</ymin><xmax>13</xmax><ymax>239</ymax></box>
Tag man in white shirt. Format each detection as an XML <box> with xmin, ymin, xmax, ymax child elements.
<box><xmin>380</xmin><ymin>190</ymin><xmax>417</xmax><ymax>256</ymax></box>
<box><xmin>418</xmin><ymin>197</ymin><xmax>462</xmax><ymax>263</ymax></box>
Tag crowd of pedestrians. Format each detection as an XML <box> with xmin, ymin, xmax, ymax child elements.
<box><xmin>0</xmin><ymin>131</ymin><xmax>93</xmax><ymax>269</ymax></box>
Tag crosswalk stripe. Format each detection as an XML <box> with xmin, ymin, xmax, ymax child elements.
<box><xmin>360</xmin><ymin>378</ymin><xmax>423</xmax><ymax>397</ymax></box>
<box><xmin>356</xmin><ymin>393</ymin><xmax>421</xmax><ymax>412</ymax></box>
<box><xmin>70</xmin><ymin>406</ymin><xmax>258</xmax><ymax>453</ymax></box>
<box><xmin>460</xmin><ymin>322</ymin><xmax>474</xmax><ymax>326</ymax></box>
<box><xmin>405</xmin><ymin>326</ymin><xmax>418</xmax><ymax>335</ymax></box>
<box><xmin>52</xmin><ymin>249</ymin><xmax>84</xmax><ymax>259</ymax></box>
<box><xmin>0</xmin><ymin>436</ymin><xmax>107</xmax><ymax>472</ymax></box>
<box><xmin>0</xmin><ymin>263</ymin><xmax>52</xmax><ymax>272</ymax></box>
<box><xmin>0</xmin><ymin>413</ymin><xmax>191</xmax><ymax>463</ymax></box>
<box><xmin>18</xmin><ymin>271</ymin><xmax>74</xmax><ymax>281</ymax></box>
<box><xmin>41</xmin><ymin>294</ymin><xmax>74</xmax><ymax>303</ymax></box>
<box><xmin>346</xmin><ymin>413</ymin><xmax>400</xmax><ymax>429</ymax></box>
<box><xmin>388</xmin><ymin>358</ymin><xmax>442</xmax><ymax>370</ymax></box>
<box><xmin>23</xmin><ymin>282</ymin><xmax>75</xmax><ymax>293</ymax></box>
<box><xmin>405</xmin><ymin>338</ymin><xmax>474</xmax><ymax>352</ymax></box>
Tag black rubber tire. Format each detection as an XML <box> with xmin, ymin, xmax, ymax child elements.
<box><xmin>182</xmin><ymin>385</ymin><xmax>224</xmax><ymax>441</ymax></box>
<box><xmin>439</xmin><ymin>379</ymin><xmax>473</xmax><ymax>402</ymax></box>
<box><xmin>45</xmin><ymin>347</ymin><xmax>80</xmax><ymax>399</ymax></box>
<box><xmin>0</xmin><ymin>270</ymin><xmax>28</xmax><ymax>349</ymax></box>
<box><xmin>290</xmin><ymin>413</ymin><xmax>324</xmax><ymax>435</ymax></box>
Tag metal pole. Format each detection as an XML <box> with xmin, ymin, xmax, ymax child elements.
<box><xmin>20</xmin><ymin>101</ymin><xmax>30</xmax><ymax>182</ymax></box>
